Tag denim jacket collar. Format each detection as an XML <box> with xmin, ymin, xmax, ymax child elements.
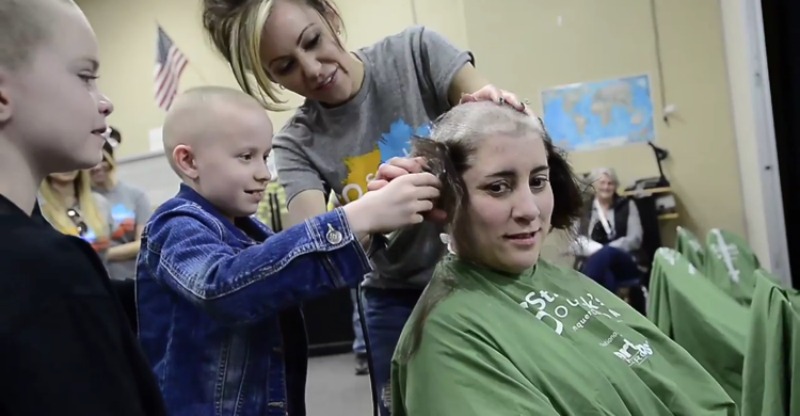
<box><xmin>176</xmin><ymin>184</ymin><xmax>267</xmax><ymax>245</ymax></box>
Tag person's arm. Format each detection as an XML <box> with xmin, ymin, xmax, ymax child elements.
<box><xmin>394</xmin><ymin>314</ymin><xmax>560</xmax><ymax>416</ymax></box>
<box><xmin>446</xmin><ymin>63</ymin><xmax>490</xmax><ymax>106</ymax></box>
<box><xmin>273</xmin><ymin>126</ymin><xmax>374</xmax><ymax>247</ymax></box>
<box><xmin>609</xmin><ymin>200</ymin><xmax>643</xmax><ymax>252</ymax></box>
<box><xmin>109</xmin><ymin>187</ymin><xmax>151</xmax><ymax>262</ymax></box>
<box><xmin>107</xmin><ymin>227</ymin><xmax>143</xmax><ymax>261</ymax></box>
<box><xmin>141</xmin><ymin>205</ymin><xmax>372</xmax><ymax>326</ymax></box>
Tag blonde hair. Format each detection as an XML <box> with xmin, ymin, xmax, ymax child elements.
<box><xmin>0</xmin><ymin>0</ymin><xmax>75</xmax><ymax>70</ymax></box>
<box><xmin>40</xmin><ymin>170</ymin><xmax>108</xmax><ymax>238</ymax></box>
<box><xmin>202</xmin><ymin>0</ymin><xmax>345</xmax><ymax>111</ymax></box>
<box><xmin>590</xmin><ymin>167</ymin><xmax>619</xmax><ymax>187</ymax></box>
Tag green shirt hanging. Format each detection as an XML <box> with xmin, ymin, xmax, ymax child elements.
<box><xmin>704</xmin><ymin>229</ymin><xmax>760</xmax><ymax>305</ymax></box>
<box><xmin>648</xmin><ymin>247</ymin><xmax>749</xmax><ymax>407</ymax></box>
<box><xmin>675</xmin><ymin>225</ymin><xmax>705</xmax><ymax>269</ymax></box>
<box><xmin>741</xmin><ymin>269</ymin><xmax>800</xmax><ymax>416</ymax></box>
<box><xmin>392</xmin><ymin>256</ymin><xmax>737</xmax><ymax>416</ymax></box>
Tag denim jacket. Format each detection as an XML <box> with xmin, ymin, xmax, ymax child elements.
<box><xmin>136</xmin><ymin>185</ymin><xmax>371</xmax><ymax>416</ymax></box>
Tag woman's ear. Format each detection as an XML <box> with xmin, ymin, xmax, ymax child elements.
<box><xmin>173</xmin><ymin>144</ymin><xmax>199</xmax><ymax>180</ymax></box>
<box><xmin>0</xmin><ymin>70</ymin><xmax>12</xmax><ymax>123</ymax></box>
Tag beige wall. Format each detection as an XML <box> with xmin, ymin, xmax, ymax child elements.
<box><xmin>79</xmin><ymin>0</ymin><xmax>753</xmax><ymax>253</ymax></box>
<box><xmin>461</xmin><ymin>0</ymin><xmax>745</xmax><ymax>247</ymax></box>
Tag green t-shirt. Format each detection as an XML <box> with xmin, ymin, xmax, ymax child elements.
<box><xmin>741</xmin><ymin>270</ymin><xmax>800</xmax><ymax>416</ymax></box>
<box><xmin>648</xmin><ymin>248</ymin><xmax>749</xmax><ymax>407</ymax></box>
<box><xmin>391</xmin><ymin>256</ymin><xmax>737</xmax><ymax>416</ymax></box>
<box><xmin>675</xmin><ymin>225</ymin><xmax>705</xmax><ymax>269</ymax></box>
<box><xmin>704</xmin><ymin>229</ymin><xmax>760</xmax><ymax>305</ymax></box>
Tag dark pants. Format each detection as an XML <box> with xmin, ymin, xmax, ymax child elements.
<box><xmin>581</xmin><ymin>245</ymin><xmax>641</xmax><ymax>293</ymax></box>
<box><xmin>350</xmin><ymin>289</ymin><xmax>366</xmax><ymax>355</ymax></box>
<box><xmin>362</xmin><ymin>286</ymin><xmax>423</xmax><ymax>416</ymax></box>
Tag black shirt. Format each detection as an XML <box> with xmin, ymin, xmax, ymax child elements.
<box><xmin>0</xmin><ymin>194</ymin><xmax>166</xmax><ymax>415</ymax></box>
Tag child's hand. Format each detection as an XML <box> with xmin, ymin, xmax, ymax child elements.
<box><xmin>367</xmin><ymin>157</ymin><xmax>428</xmax><ymax>192</ymax></box>
<box><xmin>367</xmin><ymin>157</ymin><xmax>447</xmax><ymax>223</ymax></box>
<box><xmin>344</xmin><ymin>172</ymin><xmax>440</xmax><ymax>235</ymax></box>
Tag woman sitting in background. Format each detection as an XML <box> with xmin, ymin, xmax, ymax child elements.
<box><xmin>39</xmin><ymin>170</ymin><xmax>112</xmax><ymax>264</ymax></box>
<box><xmin>574</xmin><ymin>167</ymin><xmax>643</xmax><ymax>293</ymax></box>
<box><xmin>90</xmin><ymin>128</ymin><xmax>151</xmax><ymax>281</ymax></box>
<box><xmin>388</xmin><ymin>101</ymin><xmax>736</xmax><ymax>415</ymax></box>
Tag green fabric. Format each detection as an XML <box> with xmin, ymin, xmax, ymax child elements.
<box><xmin>647</xmin><ymin>247</ymin><xmax>749</xmax><ymax>407</ymax></box>
<box><xmin>741</xmin><ymin>269</ymin><xmax>800</xmax><ymax>416</ymax></box>
<box><xmin>703</xmin><ymin>229</ymin><xmax>760</xmax><ymax>305</ymax></box>
<box><xmin>391</xmin><ymin>256</ymin><xmax>737</xmax><ymax>416</ymax></box>
<box><xmin>675</xmin><ymin>225</ymin><xmax>705</xmax><ymax>269</ymax></box>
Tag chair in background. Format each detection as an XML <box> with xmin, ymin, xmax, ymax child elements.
<box><xmin>572</xmin><ymin>189</ymin><xmax>662</xmax><ymax>314</ymax></box>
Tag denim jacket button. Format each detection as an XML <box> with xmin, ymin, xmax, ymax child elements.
<box><xmin>326</xmin><ymin>224</ymin><xmax>343</xmax><ymax>245</ymax></box>
<box><xmin>267</xmin><ymin>401</ymin><xmax>286</xmax><ymax>408</ymax></box>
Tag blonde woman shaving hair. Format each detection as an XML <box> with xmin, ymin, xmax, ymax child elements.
<box><xmin>39</xmin><ymin>169</ymin><xmax>112</xmax><ymax>261</ymax></box>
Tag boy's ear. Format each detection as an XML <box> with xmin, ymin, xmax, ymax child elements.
<box><xmin>173</xmin><ymin>144</ymin><xmax>199</xmax><ymax>180</ymax></box>
<box><xmin>0</xmin><ymin>70</ymin><xmax>12</xmax><ymax>123</ymax></box>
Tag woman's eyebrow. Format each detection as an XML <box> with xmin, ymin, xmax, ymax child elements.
<box><xmin>486</xmin><ymin>166</ymin><xmax>549</xmax><ymax>178</ymax></box>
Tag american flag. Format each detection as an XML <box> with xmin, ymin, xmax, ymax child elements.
<box><xmin>154</xmin><ymin>25</ymin><xmax>188</xmax><ymax>111</ymax></box>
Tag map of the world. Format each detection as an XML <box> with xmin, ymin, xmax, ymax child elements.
<box><xmin>541</xmin><ymin>74</ymin><xmax>655</xmax><ymax>152</ymax></box>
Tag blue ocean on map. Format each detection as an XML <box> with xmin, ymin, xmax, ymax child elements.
<box><xmin>541</xmin><ymin>74</ymin><xmax>655</xmax><ymax>152</ymax></box>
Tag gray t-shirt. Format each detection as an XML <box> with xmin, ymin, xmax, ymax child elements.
<box><xmin>95</xmin><ymin>181</ymin><xmax>151</xmax><ymax>280</ymax></box>
<box><xmin>273</xmin><ymin>25</ymin><xmax>472</xmax><ymax>289</ymax></box>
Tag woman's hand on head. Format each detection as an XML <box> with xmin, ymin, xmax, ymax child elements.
<box><xmin>460</xmin><ymin>85</ymin><xmax>533</xmax><ymax>115</ymax></box>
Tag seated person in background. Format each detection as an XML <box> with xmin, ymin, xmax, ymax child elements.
<box><xmin>574</xmin><ymin>167</ymin><xmax>643</xmax><ymax>293</ymax></box>
<box><xmin>90</xmin><ymin>129</ymin><xmax>152</xmax><ymax>281</ymax></box>
<box><xmin>39</xmin><ymin>169</ymin><xmax>112</xmax><ymax>263</ymax></box>
<box><xmin>388</xmin><ymin>101</ymin><xmax>737</xmax><ymax>416</ymax></box>
<box><xmin>135</xmin><ymin>86</ymin><xmax>441</xmax><ymax>416</ymax></box>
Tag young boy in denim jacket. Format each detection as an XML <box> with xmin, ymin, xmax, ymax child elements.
<box><xmin>136</xmin><ymin>86</ymin><xmax>440</xmax><ymax>416</ymax></box>
<box><xmin>0</xmin><ymin>1</ymin><xmax>166</xmax><ymax>414</ymax></box>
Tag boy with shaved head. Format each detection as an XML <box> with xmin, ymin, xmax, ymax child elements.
<box><xmin>0</xmin><ymin>0</ymin><xmax>166</xmax><ymax>414</ymax></box>
<box><xmin>136</xmin><ymin>86</ymin><xmax>441</xmax><ymax>416</ymax></box>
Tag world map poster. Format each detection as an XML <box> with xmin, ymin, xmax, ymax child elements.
<box><xmin>541</xmin><ymin>74</ymin><xmax>655</xmax><ymax>152</ymax></box>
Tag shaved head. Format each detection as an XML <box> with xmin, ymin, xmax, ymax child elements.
<box><xmin>162</xmin><ymin>86</ymin><xmax>274</xmax><ymax>217</ymax></box>
<box><xmin>162</xmin><ymin>86</ymin><xmax>273</xmax><ymax>177</ymax></box>
<box><xmin>0</xmin><ymin>0</ymin><xmax>75</xmax><ymax>70</ymax></box>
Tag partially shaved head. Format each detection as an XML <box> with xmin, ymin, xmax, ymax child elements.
<box><xmin>0</xmin><ymin>0</ymin><xmax>75</xmax><ymax>70</ymax></box>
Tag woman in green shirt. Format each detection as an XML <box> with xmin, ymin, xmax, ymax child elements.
<box><xmin>387</xmin><ymin>101</ymin><xmax>737</xmax><ymax>415</ymax></box>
